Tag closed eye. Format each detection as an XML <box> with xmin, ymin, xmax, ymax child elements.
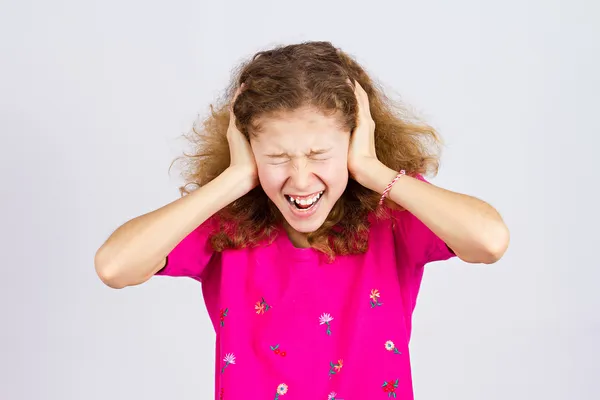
<box><xmin>266</xmin><ymin>156</ymin><xmax>290</xmax><ymax>165</ymax></box>
<box><xmin>269</xmin><ymin>160</ymin><xmax>289</xmax><ymax>165</ymax></box>
<box><xmin>308</xmin><ymin>148</ymin><xmax>332</xmax><ymax>161</ymax></box>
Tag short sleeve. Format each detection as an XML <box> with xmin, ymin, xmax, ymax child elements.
<box><xmin>392</xmin><ymin>174</ymin><xmax>456</xmax><ymax>265</ymax></box>
<box><xmin>155</xmin><ymin>217</ymin><xmax>217</xmax><ymax>281</ymax></box>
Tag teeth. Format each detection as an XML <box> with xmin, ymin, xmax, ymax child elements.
<box><xmin>287</xmin><ymin>191</ymin><xmax>323</xmax><ymax>207</ymax></box>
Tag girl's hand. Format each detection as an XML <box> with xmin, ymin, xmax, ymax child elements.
<box><xmin>347</xmin><ymin>80</ymin><xmax>382</xmax><ymax>186</ymax></box>
<box><xmin>226</xmin><ymin>85</ymin><xmax>259</xmax><ymax>193</ymax></box>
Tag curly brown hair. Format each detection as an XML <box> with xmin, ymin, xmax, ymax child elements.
<box><xmin>175</xmin><ymin>41</ymin><xmax>443</xmax><ymax>259</ymax></box>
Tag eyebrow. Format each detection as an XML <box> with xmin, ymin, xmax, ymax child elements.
<box><xmin>266</xmin><ymin>148</ymin><xmax>332</xmax><ymax>158</ymax></box>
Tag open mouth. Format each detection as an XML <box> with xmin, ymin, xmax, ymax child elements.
<box><xmin>284</xmin><ymin>190</ymin><xmax>324</xmax><ymax>211</ymax></box>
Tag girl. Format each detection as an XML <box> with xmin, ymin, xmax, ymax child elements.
<box><xmin>95</xmin><ymin>41</ymin><xmax>509</xmax><ymax>399</ymax></box>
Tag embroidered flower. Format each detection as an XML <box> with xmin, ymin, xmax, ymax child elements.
<box><xmin>328</xmin><ymin>359</ymin><xmax>344</xmax><ymax>378</ymax></box>
<box><xmin>219</xmin><ymin>308</ymin><xmax>228</xmax><ymax>327</ymax></box>
<box><xmin>274</xmin><ymin>383</ymin><xmax>288</xmax><ymax>399</ymax></box>
<box><xmin>385</xmin><ymin>340</ymin><xmax>402</xmax><ymax>354</ymax></box>
<box><xmin>223</xmin><ymin>353</ymin><xmax>236</xmax><ymax>364</ymax></box>
<box><xmin>255</xmin><ymin>297</ymin><xmax>271</xmax><ymax>314</ymax></box>
<box><xmin>328</xmin><ymin>392</ymin><xmax>342</xmax><ymax>400</ymax></box>
<box><xmin>255</xmin><ymin>302</ymin><xmax>265</xmax><ymax>314</ymax></box>
<box><xmin>319</xmin><ymin>313</ymin><xmax>334</xmax><ymax>335</ymax></box>
<box><xmin>277</xmin><ymin>383</ymin><xmax>288</xmax><ymax>395</ymax></box>
<box><xmin>270</xmin><ymin>344</ymin><xmax>286</xmax><ymax>357</ymax></box>
<box><xmin>334</xmin><ymin>359</ymin><xmax>343</xmax><ymax>372</ymax></box>
<box><xmin>382</xmin><ymin>379</ymin><xmax>399</xmax><ymax>398</ymax></box>
<box><xmin>221</xmin><ymin>353</ymin><xmax>235</xmax><ymax>374</ymax></box>
<box><xmin>370</xmin><ymin>289</ymin><xmax>383</xmax><ymax>308</ymax></box>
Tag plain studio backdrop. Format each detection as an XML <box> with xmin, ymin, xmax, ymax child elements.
<box><xmin>1</xmin><ymin>0</ymin><xmax>598</xmax><ymax>399</ymax></box>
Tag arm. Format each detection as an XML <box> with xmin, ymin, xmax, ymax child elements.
<box><xmin>94</xmin><ymin>167</ymin><xmax>254</xmax><ymax>289</ymax></box>
<box><xmin>357</xmin><ymin>160</ymin><xmax>510</xmax><ymax>264</ymax></box>
<box><xmin>96</xmin><ymin>84</ymin><xmax>257</xmax><ymax>288</ymax></box>
<box><xmin>348</xmin><ymin>80</ymin><xmax>509</xmax><ymax>264</ymax></box>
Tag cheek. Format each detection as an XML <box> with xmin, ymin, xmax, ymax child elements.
<box><xmin>317</xmin><ymin>159</ymin><xmax>348</xmax><ymax>191</ymax></box>
<box><xmin>257</xmin><ymin>165</ymin><xmax>286</xmax><ymax>194</ymax></box>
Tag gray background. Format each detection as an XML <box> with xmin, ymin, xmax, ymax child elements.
<box><xmin>1</xmin><ymin>0</ymin><xmax>598</xmax><ymax>399</ymax></box>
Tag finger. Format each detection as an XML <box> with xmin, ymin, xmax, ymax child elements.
<box><xmin>353</xmin><ymin>80</ymin><xmax>370</xmax><ymax>112</ymax></box>
<box><xmin>234</xmin><ymin>83</ymin><xmax>245</xmax><ymax>99</ymax></box>
<box><xmin>353</xmin><ymin>80</ymin><xmax>366</xmax><ymax>98</ymax></box>
<box><xmin>354</xmin><ymin>86</ymin><xmax>372</xmax><ymax>124</ymax></box>
<box><xmin>229</xmin><ymin>84</ymin><xmax>246</xmax><ymax>129</ymax></box>
<box><xmin>229</xmin><ymin>83</ymin><xmax>245</xmax><ymax>113</ymax></box>
<box><xmin>353</xmin><ymin>79</ymin><xmax>362</xmax><ymax>91</ymax></box>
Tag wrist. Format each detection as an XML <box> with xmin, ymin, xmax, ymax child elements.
<box><xmin>220</xmin><ymin>166</ymin><xmax>258</xmax><ymax>199</ymax></box>
<box><xmin>355</xmin><ymin>159</ymin><xmax>398</xmax><ymax>193</ymax></box>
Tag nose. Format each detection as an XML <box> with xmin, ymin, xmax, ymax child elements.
<box><xmin>289</xmin><ymin>158</ymin><xmax>312</xmax><ymax>192</ymax></box>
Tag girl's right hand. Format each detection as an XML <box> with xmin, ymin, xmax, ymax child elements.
<box><xmin>94</xmin><ymin>85</ymin><xmax>259</xmax><ymax>290</ymax></box>
<box><xmin>226</xmin><ymin>85</ymin><xmax>259</xmax><ymax>193</ymax></box>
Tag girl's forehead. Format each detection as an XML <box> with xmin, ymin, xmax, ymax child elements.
<box><xmin>252</xmin><ymin>108</ymin><xmax>348</xmax><ymax>149</ymax></box>
<box><xmin>255</xmin><ymin>107</ymin><xmax>344</xmax><ymax>133</ymax></box>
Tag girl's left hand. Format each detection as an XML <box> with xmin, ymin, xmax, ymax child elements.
<box><xmin>347</xmin><ymin>80</ymin><xmax>381</xmax><ymax>185</ymax></box>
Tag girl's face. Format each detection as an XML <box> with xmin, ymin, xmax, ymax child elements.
<box><xmin>250</xmin><ymin>107</ymin><xmax>350</xmax><ymax>240</ymax></box>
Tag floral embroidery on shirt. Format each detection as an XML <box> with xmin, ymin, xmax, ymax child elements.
<box><xmin>219</xmin><ymin>308</ymin><xmax>228</xmax><ymax>327</ymax></box>
<box><xmin>370</xmin><ymin>289</ymin><xmax>383</xmax><ymax>308</ymax></box>
<box><xmin>221</xmin><ymin>353</ymin><xmax>236</xmax><ymax>374</ymax></box>
<box><xmin>382</xmin><ymin>379</ymin><xmax>399</xmax><ymax>398</ymax></box>
<box><xmin>274</xmin><ymin>383</ymin><xmax>288</xmax><ymax>399</ymax></box>
<box><xmin>319</xmin><ymin>313</ymin><xmax>334</xmax><ymax>335</ymax></box>
<box><xmin>255</xmin><ymin>297</ymin><xmax>271</xmax><ymax>314</ymax></box>
<box><xmin>328</xmin><ymin>359</ymin><xmax>344</xmax><ymax>378</ymax></box>
<box><xmin>384</xmin><ymin>340</ymin><xmax>402</xmax><ymax>354</ymax></box>
<box><xmin>219</xmin><ymin>387</ymin><xmax>224</xmax><ymax>400</ymax></box>
<box><xmin>270</xmin><ymin>344</ymin><xmax>286</xmax><ymax>357</ymax></box>
<box><xmin>328</xmin><ymin>392</ymin><xmax>343</xmax><ymax>400</ymax></box>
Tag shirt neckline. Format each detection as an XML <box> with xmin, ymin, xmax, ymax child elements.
<box><xmin>274</xmin><ymin>225</ymin><xmax>320</xmax><ymax>263</ymax></box>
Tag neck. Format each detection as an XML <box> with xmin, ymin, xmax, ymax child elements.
<box><xmin>283</xmin><ymin>222</ymin><xmax>310</xmax><ymax>248</ymax></box>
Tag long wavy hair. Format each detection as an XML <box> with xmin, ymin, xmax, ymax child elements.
<box><xmin>175</xmin><ymin>41</ymin><xmax>442</xmax><ymax>259</ymax></box>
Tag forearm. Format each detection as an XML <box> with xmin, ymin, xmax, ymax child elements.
<box><xmin>95</xmin><ymin>167</ymin><xmax>253</xmax><ymax>288</ymax></box>
<box><xmin>358</xmin><ymin>161</ymin><xmax>509</xmax><ymax>264</ymax></box>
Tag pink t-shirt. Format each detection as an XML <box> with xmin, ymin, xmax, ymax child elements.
<box><xmin>156</xmin><ymin>194</ymin><xmax>455</xmax><ymax>400</ymax></box>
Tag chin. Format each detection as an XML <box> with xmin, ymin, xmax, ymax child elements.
<box><xmin>284</xmin><ymin>215</ymin><xmax>328</xmax><ymax>234</ymax></box>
